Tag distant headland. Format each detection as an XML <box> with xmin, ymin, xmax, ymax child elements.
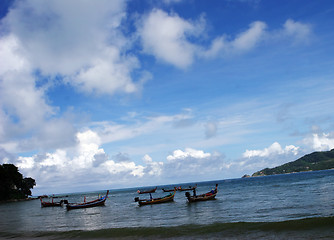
<box><xmin>251</xmin><ymin>148</ymin><xmax>334</xmax><ymax>177</ymax></box>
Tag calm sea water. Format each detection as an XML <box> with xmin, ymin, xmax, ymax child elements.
<box><xmin>0</xmin><ymin>170</ymin><xmax>334</xmax><ymax>239</ymax></box>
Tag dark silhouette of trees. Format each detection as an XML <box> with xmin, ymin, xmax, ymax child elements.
<box><xmin>0</xmin><ymin>164</ymin><xmax>36</xmax><ymax>201</ymax></box>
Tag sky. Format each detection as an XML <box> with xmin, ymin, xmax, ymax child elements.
<box><xmin>0</xmin><ymin>0</ymin><xmax>334</xmax><ymax>195</ymax></box>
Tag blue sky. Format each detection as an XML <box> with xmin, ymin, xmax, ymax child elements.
<box><xmin>1</xmin><ymin>0</ymin><xmax>334</xmax><ymax>195</ymax></box>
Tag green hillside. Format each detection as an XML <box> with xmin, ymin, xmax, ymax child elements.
<box><xmin>252</xmin><ymin>149</ymin><xmax>334</xmax><ymax>177</ymax></box>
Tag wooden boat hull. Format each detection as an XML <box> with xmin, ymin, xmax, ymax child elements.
<box><xmin>177</xmin><ymin>185</ymin><xmax>197</xmax><ymax>191</ymax></box>
<box><xmin>66</xmin><ymin>190</ymin><xmax>109</xmax><ymax>210</ymax></box>
<box><xmin>186</xmin><ymin>193</ymin><xmax>217</xmax><ymax>202</ymax></box>
<box><xmin>40</xmin><ymin>198</ymin><xmax>68</xmax><ymax>207</ymax></box>
<box><xmin>41</xmin><ymin>202</ymin><xmax>62</xmax><ymax>207</ymax></box>
<box><xmin>178</xmin><ymin>188</ymin><xmax>195</xmax><ymax>191</ymax></box>
<box><xmin>185</xmin><ymin>184</ymin><xmax>218</xmax><ymax>203</ymax></box>
<box><xmin>137</xmin><ymin>187</ymin><xmax>157</xmax><ymax>194</ymax></box>
<box><xmin>136</xmin><ymin>192</ymin><xmax>175</xmax><ymax>206</ymax></box>
<box><xmin>162</xmin><ymin>187</ymin><xmax>176</xmax><ymax>192</ymax></box>
<box><xmin>66</xmin><ymin>199</ymin><xmax>106</xmax><ymax>210</ymax></box>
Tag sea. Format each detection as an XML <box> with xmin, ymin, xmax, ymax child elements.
<box><xmin>0</xmin><ymin>169</ymin><xmax>334</xmax><ymax>239</ymax></box>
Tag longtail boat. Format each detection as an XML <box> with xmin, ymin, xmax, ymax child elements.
<box><xmin>137</xmin><ymin>187</ymin><xmax>157</xmax><ymax>194</ymax></box>
<box><xmin>177</xmin><ymin>185</ymin><xmax>197</xmax><ymax>191</ymax></box>
<box><xmin>40</xmin><ymin>197</ymin><xmax>68</xmax><ymax>207</ymax></box>
<box><xmin>66</xmin><ymin>190</ymin><xmax>109</xmax><ymax>210</ymax></box>
<box><xmin>162</xmin><ymin>187</ymin><xmax>177</xmax><ymax>192</ymax></box>
<box><xmin>185</xmin><ymin>184</ymin><xmax>218</xmax><ymax>203</ymax></box>
<box><xmin>134</xmin><ymin>191</ymin><xmax>175</xmax><ymax>206</ymax></box>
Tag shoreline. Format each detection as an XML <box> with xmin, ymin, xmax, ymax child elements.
<box><xmin>1</xmin><ymin>216</ymin><xmax>333</xmax><ymax>239</ymax></box>
<box><xmin>248</xmin><ymin>168</ymin><xmax>334</xmax><ymax>178</ymax></box>
<box><xmin>0</xmin><ymin>197</ymin><xmax>39</xmax><ymax>204</ymax></box>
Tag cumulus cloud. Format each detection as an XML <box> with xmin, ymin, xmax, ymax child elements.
<box><xmin>243</xmin><ymin>142</ymin><xmax>299</xmax><ymax>158</ymax></box>
<box><xmin>112</xmin><ymin>152</ymin><xmax>131</xmax><ymax>162</ymax></box>
<box><xmin>2</xmin><ymin>0</ymin><xmax>145</xmax><ymax>95</ymax></box>
<box><xmin>231</xmin><ymin>21</ymin><xmax>267</xmax><ymax>51</ymax></box>
<box><xmin>237</xmin><ymin>132</ymin><xmax>333</xmax><ymax>175</ymax></box>
<box><xmin>0</xmin><ymin>147</ymin><xmax>16</xmax><ymax>164</ymax></box>
<box><xmin>143</xmin><ymin>154</ymin><xmax>163</xmax><ymax>176</ymax></box>
<box><xmin>138</xmin><ymin>9</ymin><xmax>202</xmax><ymax>68</ymax></box>
<box><xmin>0</xmin><ymin>0</ymin><xmax>152</xmax><ymax>153</ymax></box>
<box><xmin>164</xmin><ymin>148</ymin><xmax>226</xmax><ymax>180</ymax></box>
<box><xmin>232</xmin><ymin>142</ymin><xmax>301</xmax><ymax>175</ymax></box>
<box><xmin>18</xmin><ymin>118</ymin><xmax>77</xmax><ymax>152</ymax></box>
<box><xmin>303</xmin><ymin>133</ymin><xmax>334</xmax><ymax>151</ymax></box>
<box><xmin>167</xmin><ymin>148</ymin><xmax>211</xmax><ymax>161</ymax></box>
<box><xmin>138</xmin><ymin>9</ymin><xmax>311</xmax><ymax>67</ymax></box>
<box><xmin>15</xmin><ymin>140</ymin><xmax>229</xmax><ymax>194</ymax></box>
<box><xmin>203</xmin><ymin>19</ymin><xmax>310</xmax><ymax>58</ymax></box>
<box><xmin>0</xmin><ymin>34</ymin><xmax>76</xmax><ymax>152</ymax></box>
<box><xmin>15</xmin><ymin>129</ymin><xmax>153</xmax><ymax>193</ymax></box>
<box><xmin>282</xmin><ymin>19</ymin><xmax>311</xmax><ymax>44</ymax></box>
<box><xmin>0</xmin><ymin>36</ymin><xmax>52</xmax><ymax>127</ymax></box>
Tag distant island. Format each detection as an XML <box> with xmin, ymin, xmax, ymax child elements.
<box><xmin>251</xmin><ymin>148</ymin><xmax>334</xmax><ymax>177</ymax></box>
<box><xmin>0</xmin><ymin>164</ymin><xmax>36</xmax><ymax>202</ymax></box>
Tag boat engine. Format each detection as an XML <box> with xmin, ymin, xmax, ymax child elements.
<box><xmin>185</xmin><ymin>192</ymin><xmax>190</xmax><ymax>198</ymax></box>
<box><xmin>60</xmin><ymin>200</ymin><xmax>69</xmax><ymax>205</ymax></box>
<box><xmin>134</xmin><ymin>197</ymin><xmax>140</xmax><ymax>202</ymax></box>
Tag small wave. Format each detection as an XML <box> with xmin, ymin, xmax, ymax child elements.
<box><xmin>2</xmin><ymin>216</ymin><xmax>334</xmax><ymax>239</ymax></box>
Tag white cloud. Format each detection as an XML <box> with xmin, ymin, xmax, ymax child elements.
<box><xmin>232</xmin><ymin>21</ymin><xmax>267</xmax><ymax>51</ymax></box>
<box><xmin>71</xmin><ymin>47</ymin><xmax>143</xmax><ymax>95</ymax></box>
<box><xmin>0</xmin><ymin>148</ymin><xmax>16</xmax><ymax>164</ymax></box>
<box><xmin>167</xmin><ymin>148</ymin><xmax>211</xmax><ymax>161</ymax></box>
<box><xmin>18</xmin><ymin>118</ymin><xmax>77</xmax><ymax>152</ymax></box>
<box><xmin>0</xmin><ymin>35</ymin><xmax>28</xmax><ymax>75</ymax></box>
<box><xmin>202</xmin><ymin>19</ymin><xmax>311</xmax><ymax>59</ymax></box>
<box><xmin>14</xmin><ymin>134</ymin><xmax>229</xmax><ymax>194</ymax></box>
<box><xmin>0</xmin><ymin>36</ymin><xmax>51</xmax><ymax>124</ymax></box>
<box><xmin>0</xmin><ymin>0</ymin><xmax>151</xmax><ymax>153</ymax></box>
<box><xmin>1</xmin><ymin>0</ymin><xmax>145</xmax><ymax>96</ymax></box>
<box><xmin>0</xmin><ymin>35</ymin><xmax>63</xmax><ymax>150</ymax></box>
<box><xmin>39</xmin><ymin>150</ymin><xmax>67</xmax><ymax>167</ymax></box>
<box><xmin>303</xmin><ymin>133</ymin><xmax>334</xmax><ymax>151</ymax></box>
<box><xmin>229</xmin><ymin>142</ymin><xmax>302</xmax><ymax>176</ymax></box>
<box><xmin>102</xmin><ymin>160</ymin><xmax>145</xmax><ymax>177</ymax></box>
<box><xmin>15</xmin><ymin>129</ymin><xmax>152</xmax><ymax>193</ymax></box>
<box><xmin>138</xmin><ymin>9</ymin><xmax>201</xmax><ymax>68</ymax></box>
<box><xmin>201</xmin><ymin>36</ymin><xmax>226</xmax><ymax>59</ymax></box>
<box><xmin>17</xmin><ymin>156</ymin><xmax>35</xmax><ymax>169</ymax></box>
<box><xmin>163</xmin><ymin>148</ymin><xmax>227</xmax><ymax>182</ymax></box>
<box><xmin>138</xmin><ymin>9</ymin><xmax>311</xmax><ymax>67</ymax></box>
<box><xmin>4</xmin><ymin>0</ymin><xmax>124</xmax><ymax>74</ymax></box>
<box><xmin>243</xmin><ymin>142</ymin><xmax>299</xmax><ymax>158</ymax></box>
<box><xmin>143</xmin><ymin>154</ymin><xmax>164</xmax><ymax>176</ymax></box>
<box><xmin>282</xmin><ymin>19</ymin><xmax>311</xmax><ymax>44</ymax></box>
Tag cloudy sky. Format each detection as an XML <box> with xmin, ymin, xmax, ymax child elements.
<box><xmin>1</xmin><ymin>0</ymin><xmax>334</xmax><ymax>195</ymax></box>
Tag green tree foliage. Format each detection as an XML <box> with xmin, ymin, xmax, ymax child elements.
<box><xmin>0</xmin><ymin>164</ymin><xmax>36</xmax><ymax>201</ymax></box>
<box><xmin>252</xmin><ymin>149</ymin><xmax>334</xmax><ymax>177</ymax></box>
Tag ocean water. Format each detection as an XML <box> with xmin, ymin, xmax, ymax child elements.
<box><xmin>0</xmin><ymin>170</ymin><xmax>334</xmax><ymax>239</ymax></box>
